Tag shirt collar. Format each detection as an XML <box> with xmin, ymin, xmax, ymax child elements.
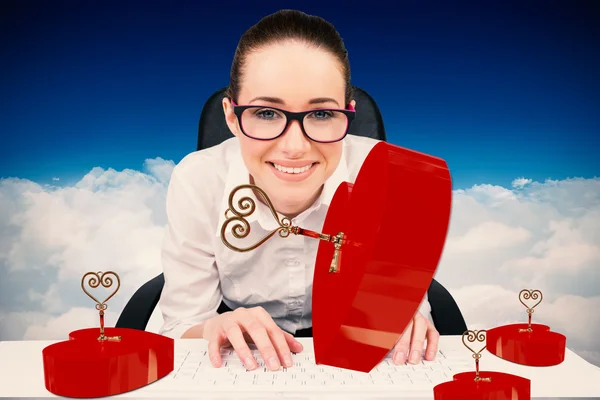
<box><xmin>216</xmin><ymin>138</ymin><xmax>350</xmax><ymax>238</ymax></box>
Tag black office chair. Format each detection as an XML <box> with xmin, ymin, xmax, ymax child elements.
<box><xmin>116</xmin><ymin>86</ymin><xmax>467</xmax><ymax>336</ymax></box>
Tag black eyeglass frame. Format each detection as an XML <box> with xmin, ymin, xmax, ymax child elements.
<box><xmin>231</xmin><ymin>100</ymin><xmax>356</xmax><ymax>143</ymax></box>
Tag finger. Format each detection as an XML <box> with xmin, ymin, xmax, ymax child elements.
<box><xmin>254</xmin><ymin>311</ymin><xmax>294</xmax><ymax>368</ymax></box>
<box><xmin>283</xmin><ymin>330</ymin><xmax>304</xmax><ymax>353</ymax></box>
<box><xmin>222</xmin><ymin>318</ymin><xmax>258</xmax><ymax>370</ymax></box>
<box><xmin>393</xmin><ymin>321</ymin><xmax>412</xmax><ymax>365</ymax></box>
<box><xmin>408</xmin><ymin>314</ymin><xmax>428</xmax><ymax>364</ymax></box>
<box><xmin>207</xmin><ymin>330</ymin><xmax>228</xmax><ymax>368</ymax></box>
<box><xmin>242</xmin><ymin>321</ymin><xmax>303</xmax><ymax>354</ymax></box>
<box><xmin>236</xmin><ymin>309</ymin><xmax>281</xmax><ymax>371</ymax></box>
<box><xmin>424</xmin><ymin>322</ymin><xmax>440</xmax><ymax>361</ymax></box>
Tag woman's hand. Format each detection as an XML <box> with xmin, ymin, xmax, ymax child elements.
<box><xmin>391</xmin><ymin>311</ymin><xmax>439</xmax><ymax>365</ymax></box>
<box><xmin>203</xmin><ymin>306</ymin><xmax>304</xmax><ymax>371</ymax></box>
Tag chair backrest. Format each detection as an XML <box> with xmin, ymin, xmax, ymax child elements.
<box><xmin>196</xmin><ymin>86</ymin><xmax>387</xmax><ymax>151</ymax></box>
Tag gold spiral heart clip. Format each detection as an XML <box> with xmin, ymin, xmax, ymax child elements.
<box><xmin>518</xmin><ymin>289</ymin><xmax>543</xmax><ymax>333</ymax></box>
<box><xmin>220</xmin><ymin>184</ymin><xmax>345</xmax><ymax>273</ymax></box>
<box><xmin>462</xmin><ymin>330</ymin><xmax>491</xmax><ymax>382</ymax></box>
<box><xmin>81</xmin><ymin>271</ymin><xmax>122</xmax><ymax>342</ymax></box>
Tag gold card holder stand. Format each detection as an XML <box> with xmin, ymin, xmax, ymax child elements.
<box><xmin>81</xmin><ymin>271</ymin><xmax>122</xmax><ymax>341</ymax></box>
<box><xmin>486</xmin><ymin>289</ymin><xmax>566</xmax><ymax>366</ymax></box>
<box><xmin>433</xmin><ymin>330</ymin><xmax>531</xmax><ymax>399</ymax></box>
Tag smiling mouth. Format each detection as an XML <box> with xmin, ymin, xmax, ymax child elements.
<box><xmin>267</xmin><ymin>162</ymin><xmax>318</xmax><ymax>174</ymax></box>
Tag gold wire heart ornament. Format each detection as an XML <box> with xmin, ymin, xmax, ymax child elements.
<box><xmin>462</xmin><ymin>329</ymin><xmax>487</xmax><ymax>358</ymax></box>
<box><xmin>81</xmin><ymin>271</ymin><xmax>122</xmax><ymax>341</ymax></box>
<box><xmin>518</xmin><ymin>289</ymin><xmax>543</xmax><ymax>332</ymax></box>
<box><xmin>519</xmin><ymin>289</ymin><xmax>543</xmax><ymax>313</ymax></box>
<box><xmin>462</xmin><ymin>329</ymin><xmax>491</xmax><ymax>382</ymax></box>
<box><xmin>81</xmin><ymin>271</ymin><xmax>121</xmax><ymax>310</ymax></box>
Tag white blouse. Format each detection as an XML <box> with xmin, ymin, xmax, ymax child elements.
<box><xmin>158</xmin><ymin>134</ymin><xmax>432</xmax><ymax>339</ymax></box>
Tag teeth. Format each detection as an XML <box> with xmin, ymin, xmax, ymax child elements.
<box><xmin>273</xmin><ymin>163</ymin><xmax>313</xmax><ymax>174</ymax></box>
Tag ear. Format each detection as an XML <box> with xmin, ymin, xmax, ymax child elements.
<box><xmin>350</xmin><ymin>99</ymin><xmax>356</xmax><ymax>109</ymax></box>
<box><xmin>222</xmin><ymin>97</ymin><xmax>241</xmax><ymax>138</ymax></box>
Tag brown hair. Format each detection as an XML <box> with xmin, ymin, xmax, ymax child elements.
<box><xmin>226</xmin><ymin>9</ymin><xmax>353</xmax><ymax>104</ymax></box>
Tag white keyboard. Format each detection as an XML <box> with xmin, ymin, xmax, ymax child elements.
<box><xmin>149</xmin><ymin>339</ymin><xmax>475</xmax><ymax>395</ymax></box>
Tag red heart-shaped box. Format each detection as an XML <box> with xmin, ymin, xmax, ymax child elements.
<box><xmin>312</xmin><ymin>141</ymin><xmax>452</xmax><ymax>372</ymax></box>
<box><xmin>43</xmin><ymin>327</ymin><xmax>174</xmax><ymax>398</ymax></box>
<box><xmin>486</xmin><ymin>323</ymin><xmax>566</xmax><ymax>366</ymax></box>
<box><xmin>433</xmin><ymin>371</ymin><xmax>531</xmax><ymax>400</ymax></box>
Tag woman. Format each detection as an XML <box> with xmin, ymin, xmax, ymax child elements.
<box><xmin>158</xmin><ymin>9</ymin><xmax>439</xmax><ymax>372</ymax></box>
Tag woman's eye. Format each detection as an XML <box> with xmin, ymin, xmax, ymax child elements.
<box><xmin>255</xmin><ymin>109</ymin><xmax>279</xmax><ymax>119</ymax></box>
<box><xmin>311</xmin><ymin>110</ymin><xmax>333</xmax><ymax>119</ymax></box>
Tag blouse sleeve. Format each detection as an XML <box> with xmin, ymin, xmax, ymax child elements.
<box><xmin>158</xmin><ymin>163</ymin><xmax>223</xmax><ymax>338</ymax></box>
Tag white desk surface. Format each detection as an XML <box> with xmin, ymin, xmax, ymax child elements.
<box><xmin>1</xmin><ymin>336</ymin><xmax>600</xmax><ymax>399</ymax></box>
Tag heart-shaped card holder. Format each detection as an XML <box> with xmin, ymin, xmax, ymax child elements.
<box><xmin>486</xmin><ymin>289</ymin><xmax>566</xmax><ymax>366</ymax></box>
<box><xmin>433</xmin><ymin>330</ymin><xmax>531</xmax><ymax>400</ymax></box>
<box><xmin>42</xmin><ymin>271</ymin><xmax>174</xmax><ymax>398</ymax></box>
<box><xmin>221</xmin><ymin>141</ymin><xmax>452</xmax><ymax>372</ymax></box>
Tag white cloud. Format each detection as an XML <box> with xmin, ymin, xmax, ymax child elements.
<box><xmin>445</xmin><ymin>221</ymin><xmax>531</xmax><ymax>253</ymax></box>
<box><xmin>0</xmin><ymin>163</ymin><xmax>599</xmax><ymax>369</ymax></box>
<box><xmin>512</xmin><ymin>177</ymin><xmax>532</xmax><ymax>188</ymax></box>
<box><xmin>0</xmin><ymin>309</ymin><xmax>52</xmax><ymax>341</ymax></box>
<box><xmin>22</xmin><ymin>307</ymin><xmax>121</xmax><ymax>340</ymax></box>
<box><xmin>455</xmin><ymin>183</ymin><xmax>517</xmax><ymax>206</ymax></box>
<box><xmin>143</xmin><ymin>157</ymin><xmax>175</xmax><ymax>184</ymax></box>
<box><xmin>437</xmin><ymin>178</ymin><xmax>600</xmax><ymax>291</ymax></box>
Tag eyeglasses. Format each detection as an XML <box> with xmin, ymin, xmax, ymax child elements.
<box><xmin>231</xmin><ymin>100</ymin><xmax>356</xmax><ymax>143</ymax></box>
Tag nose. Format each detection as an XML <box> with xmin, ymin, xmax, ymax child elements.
<box><xmin>278</xmin><ymin>119</ymin><xmax>311</xmax><ymax>157</ymax></box>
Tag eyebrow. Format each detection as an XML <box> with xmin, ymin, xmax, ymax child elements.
<box><xmin>248</xmin><ymin>96</ymin><xmax>340</xmax><ymax>107</ymax></box>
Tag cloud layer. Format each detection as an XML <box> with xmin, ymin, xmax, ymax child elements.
<box><xmin>0</xmin><ymin>160</ymin><xmax>598</xmax><ymax>368</ymax></box>
<box><xmin>435</xmin><ymin>176</ymin><xmax>600</xmax><ymax>366</ymax></box>
<box><xmin>0</xmin><ymin>158</ymin><xmax>174</xmax><ymax>340</ymax></box>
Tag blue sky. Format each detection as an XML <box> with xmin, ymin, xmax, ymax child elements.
<box><xmin>1</xmin><ymin>0</ymin><xmax>598</xmax><ymax>189</ymax></box>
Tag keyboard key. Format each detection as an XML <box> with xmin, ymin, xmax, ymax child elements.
<box><xmin>427</xmin><ymin>373</ymin><xmax>448</xmax><ymax>385</ymax></box>
<box><xmin>372</xmin><ymin>376</ymin><xmax>393</xmax><ymax>385</ymax></box>
<box><xmin>254</xmin><ymin>380</ymin><xmax>273</xmax><ymax>386</ymax></box>
<box><xmin>373</xmin><ymin>380</ymin><xmax>395</xmax><ymax>386</ymax></box>
<box><xmin>175</xmin><ymin>370</ymin><xmax>195</xmax><ymax>379</ymax></box>
<box><xmin>282</xmin><ymin>379</ymin><xmax>304</xmax><ymax>386</ymax></box>
<box><xmin>214</xmin><ymin>380</ymin><xmax>235</xmax><ymax>386</ymax></box>
<box><xmin>235</xmin><ymin>374</ymin><xmax>255</xmax><ymax>383</ymax></box>
<box><xmin>391</xmin><ymin>374</ymin><xmax>412</xmax><ymax>384</ymax></box>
